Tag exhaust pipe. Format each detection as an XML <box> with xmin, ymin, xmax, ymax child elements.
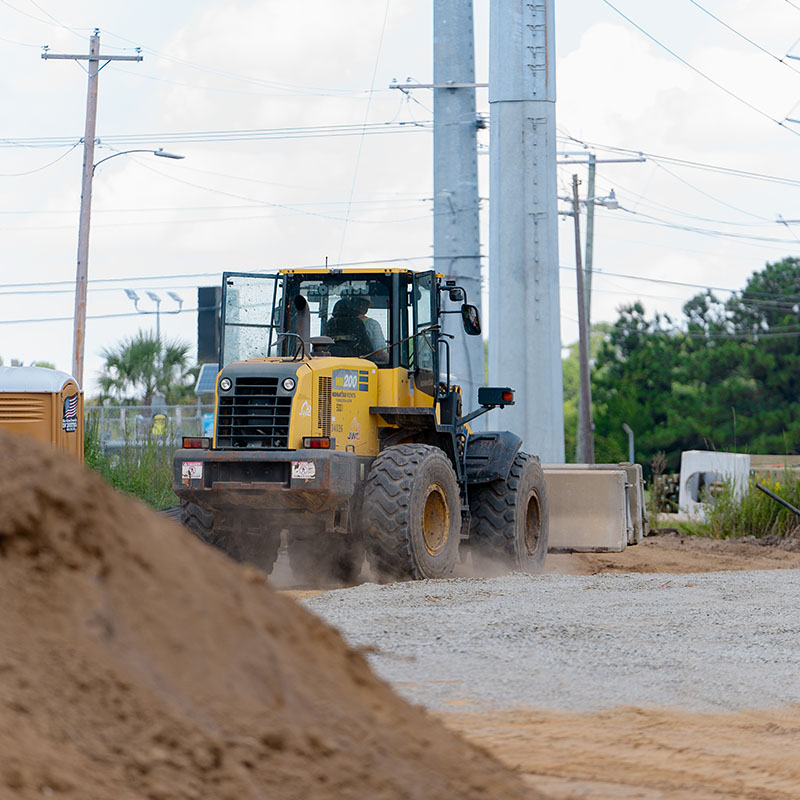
<box><xmin>294</xmin><ymin>295</ymin><xmax>311</xmax><ymax>349</ymax></box>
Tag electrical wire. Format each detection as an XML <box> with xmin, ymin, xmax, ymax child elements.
<box><xmin>337</xmin><ymin>0</ymin><xmax>391</xmax><ymax>265</ymax></box>
<box><xmin>0</xmin><ymin>256</ymin><xmax>435</xmax><ymax>292</ymax></box>
<box><xmin>685</xmin><ymin>0</ymin><xmax>800</xmax><ymax>75</ymax></box>
<box><xmin>0</xmin><ymin>121</ymin><xmax>431</xmax><ymax>149</ymax></box>
<box><xmin>599</xmin><ymin>0</ymin><xmax>799</xmax><ymax>138</ymax></box>
<box><xmin>0</xmin><ymin>142</ymin><xmax>80</xmax><ymax>176</ymax></box>
<box><xmin>558</xmin><ymin>131</ymin><xmax>800</xmax><ymax>187</ymax></box>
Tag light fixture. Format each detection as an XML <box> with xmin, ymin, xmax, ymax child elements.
<box><xmin>154</xmin><ymin>148</ymin><xmax>185</xmax><ymax>160</ymax></box>
<box><xmin>282</xmin><ymin>377</ymin><xmax>296</xmax><ymax>392</ymax></box>
<box><xmin>219</xmin><ymin>377</ymin><xmax>232</xmax><ymax>391</ymax></box>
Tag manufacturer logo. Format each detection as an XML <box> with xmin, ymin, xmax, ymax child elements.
<box><xmin>298</xmin><ymin>400</ymin><xmax>312</xmax><ymax>417</ymax></box>
<box><xmin>347</xmin><ymin>416</ymin><xmax>361</xmax><ymax>442</ymax></box>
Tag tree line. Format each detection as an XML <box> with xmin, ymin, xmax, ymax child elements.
<box><xmin>566</xmin><ymin>257</ymin><xmax>800</xmax><ymax>472</ymax></box>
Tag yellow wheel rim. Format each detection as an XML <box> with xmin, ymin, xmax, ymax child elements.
<box><xmin>422</xmin><ymin>483</ymin><xmax>450</xmax><ymax>556</ymax></box>
<box><xmin>524</xmin><ymin>491</ymin><xmax>542</xmax><ymax>557</ymax></box>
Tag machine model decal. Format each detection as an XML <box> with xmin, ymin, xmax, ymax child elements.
<box><xmin>298</xmin><ymin>400</ymin><xmax>312</xmax><ymax>417</ymax></box>
<box><xmin>292</xmin><ymin>460</ymin><xmax>316</xmax><ymax>480</ymax></box>
<box><xmin>181</xmin><ymin>461</ymin><xmax>203</xmax><ymax>485</ymax></box>
<box><xmin>62</xmin><ymin>393</ymin><xmax>78</xmax><ymax>433</ymax></box>
<box><xmin>333</xmin><ymin>369</ymin><xmax>369</xmax><ymax>393</ymax></box>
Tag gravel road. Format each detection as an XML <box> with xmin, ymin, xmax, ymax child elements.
<box><xmin>304</xmin><ymin>569</ymin><xmax>800</xmax><ymax>713</ymax></box>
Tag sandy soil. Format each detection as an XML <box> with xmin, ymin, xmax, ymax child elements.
<box><xmin>442</xmin><ymin>706</ymin><xmax>800</xmax><ymax>800</ymax></box>
<box><xmin>0</xmin><ymin>430</ymin><xmax>538</xmax><ymax>800</ymax></box>
<box><xmin>547</xmin><ymin>529</ymin><xmax>800</xmax><ymax>575</ymax></box>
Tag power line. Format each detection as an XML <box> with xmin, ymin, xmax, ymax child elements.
<box><xmin>338</xmin><ymin>0</ymin><xmax>391</xmax><ymax>265</ymax></box>
<box><xmin>599</xmin><ymin>2</ymin><xmax>799</xmax><ymax>138</ymax></box>
<box><xmin>0</xmin><ymin>120</ymin><xmax>431</xmax><ymax>149</ymax></box>
<box><xmin>558</xmin><ymin>132</ymin><xmax>800</xmax><ymax>187</ymax></box>
<box><xmin>685</xmin><ymin>0</ymin><xmax>800</xmax><ymax>75</ymax></box>
<box><xmin>0</xmin><ymin>255</ymin><xmax>436</xmax><ymax>292</ymax></box>
<box><xmin>0</xmin><ymin>142</ymin><xmax>80</xmax><ymax>175</ymax></box>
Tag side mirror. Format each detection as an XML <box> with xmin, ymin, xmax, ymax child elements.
<box><xmin>461</xmin><ymin>303</ymin><xmax>481</xmax><ymax>336</ymax></box>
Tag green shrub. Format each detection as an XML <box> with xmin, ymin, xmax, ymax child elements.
<box><xmin>84</xmin><ymin>420</ymin><xmax>175</xmax><ymax>510</ymax></box>
<box><xmin>683</xmin><ymin>472</ymin><xmax>800</xmax><ymax>539</ymax></box>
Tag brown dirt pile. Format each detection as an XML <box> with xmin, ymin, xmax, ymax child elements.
<box><xmin>443</xmin><ymin>705</ymin><xmax>800</xmax><ymax>799</ymax></box>
<box><xmin>0</xmin><ymin>430</ymin><xmax>538</xmax><ymax>800</ymax></box>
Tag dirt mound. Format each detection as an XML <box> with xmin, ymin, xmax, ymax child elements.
<box><xmin>0</xmin><ymin>431</ymin><xmax>537</xmax><ymax>800</ymax></box>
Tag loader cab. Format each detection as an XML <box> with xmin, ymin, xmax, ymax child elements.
<box><xmin>219</xmin><ymin>268</ymin><xmax>479</xmax><ymax>404</ymax></box>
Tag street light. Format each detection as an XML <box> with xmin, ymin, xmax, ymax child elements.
<box><xmin>71</xmin><ymin>147</ymin><xmax>185</xmax><ymax>388</ymax></box>
<box><xmin>125</xmin><ymin>289</ymin><xmax>183</xmax><ymax>345</ymax></box>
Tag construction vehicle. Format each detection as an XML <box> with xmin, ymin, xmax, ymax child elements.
<box><xmin>0</xmin><ymin>365</ymin><xmax>83</xmax><ymax>459</ymax></box>
<box><xmin>173</xmin><ymin>268</ymin><xmax>548</xmax><ymax>581</ymax></box>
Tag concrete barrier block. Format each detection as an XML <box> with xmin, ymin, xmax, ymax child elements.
<box><xmin>543</xmin><ymin>462</ymin><xmax>648</xmax><ymax>545</ymax></box>
<box><xmin>543</xmin><ymin>468</ymin><xmax>629</xmax><ymax>553</ymax></box>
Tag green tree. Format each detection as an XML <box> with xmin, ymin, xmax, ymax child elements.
<box><xmin>562</xmin><ymin>323</ymin><xmax>611</xmax><ymax>462</ymax></box>
<box><xmin>98</xmin><ymin>330</ymin><xmax>193</xmax><ymax>406</ymax></box>
<box><xmin>591</xmin><ymin>303</ymin><xmax>685</xmax><ymax>469</ymax></box>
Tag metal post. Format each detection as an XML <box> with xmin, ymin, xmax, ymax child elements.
<box><xmin>584</xmin><ymin>153</ymin><xmax>596</xmax><ymax>327</ymax></box>
<box><xmin>489</xmin><ymin>0</ymin><xmax>564</xmax><ymax>461</ymax></box>
<box><xmin>572</xmin><ymin>174</ymin><xmax>594</xmax><ymax>464</ymax></box>
<box><xmin>434</xmin><ymin>0</ymin><xmax>483</xmax><ymax>408</ymax></box>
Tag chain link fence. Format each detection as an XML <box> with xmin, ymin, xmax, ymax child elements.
<box><xmin>86</xmin><ymin>404</ymin><xmax>214</xmax><ymax>454</ymax></box>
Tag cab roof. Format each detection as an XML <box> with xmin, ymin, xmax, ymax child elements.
<box><xmin>279</xmin><ymin>267</ymin><xmax>444</xmax><ymax>278</ymax></box>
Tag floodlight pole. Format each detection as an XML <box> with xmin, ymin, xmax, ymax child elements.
<box><xmin>42</xmin><ymin>30</ymin><xmax>143</xmax><ymax>388</ymax></box>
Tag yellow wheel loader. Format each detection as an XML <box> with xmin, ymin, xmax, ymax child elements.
<box><xmin>173</xmin><ymin>268</ymin><xmax>548</xmax><ymax>581</ymax></box>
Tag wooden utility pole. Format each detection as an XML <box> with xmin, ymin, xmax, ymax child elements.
<box><xmin>571</xmin><ymin>173</ymin><xmax>594</xmax><ymax>464</ymax></box>
<box><xmin>42</xmin><ymin>30</ymin><xmax>142</xmax><ymax>388</ymax></box>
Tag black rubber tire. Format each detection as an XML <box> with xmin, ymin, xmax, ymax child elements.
<box><xmin>468</xmin><ymin>452</ymin><xmax>549</xmax><ymax>573</ymax></box>
<box><xmin>180</xmin><ymin>499</ymin><xmax>220</xmax><ymax>547</ymax></box>
<box><xmin>287</xmin><ymin>533</ymin><xmax>364</xmax><ymax>586</ymax></box>
<box><xmin>361</xmin><ymin>444</ymin><xmax>461</xmax><ymax>580</ymax></box>
<box><xmin>179</xmin><ymin>500</ymin><xmax>280</xmax><ymax>575</ymax></box>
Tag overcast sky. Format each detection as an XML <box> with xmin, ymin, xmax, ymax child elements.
<box><xmin>2</xmin><ymin>0</ymin><xmax>800</xmax><ymax>394</ymax></box>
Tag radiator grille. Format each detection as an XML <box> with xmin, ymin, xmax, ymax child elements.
<box><xmin>216</xmin><ymin>377</ymin><xmax>292</xmax><ymax>449</ymax></box>
<box><xmin>318</xmin><ymin>376</ymin><xmax>332</xmax><ymax>437</ymax></box>
<box><xmin>0</xmin><ymin>397</ymin><xmax>46</xmax><ymax>422</ymax></box>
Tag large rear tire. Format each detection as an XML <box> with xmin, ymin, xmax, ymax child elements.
<box><xmin>361</xmin><ymin>444</ymin><xmax>461</xmax><ymax>580</ymax></box>
<box><xmin>468</xmin><ymin>452</ymin><xmax>548</xmax><ymax>573</ymax></box>
<box><xmin>179</xmin><ymin>500</ymin><xmax>280</xmax><ymax>575</ymax></box>
<box><xmin>287</xmin><ymin>532</ymin><xmax>364</xmax><ymax>586</ymax></box>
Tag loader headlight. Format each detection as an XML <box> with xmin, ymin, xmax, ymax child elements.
<box><xmin>282</xmin><ymin>377</ymin><xmax>296</xmax><ymax>392</ymax></box>
<box><xmin>219</xmin><ymin>377</ymin><xmax>232</xmax><ymax>392</ymax></box>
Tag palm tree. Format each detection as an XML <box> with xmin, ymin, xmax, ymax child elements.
<box><xmin>99</xmin><ymin>330</ymin><xmax>193</xmax><ymax>406</ymax></box>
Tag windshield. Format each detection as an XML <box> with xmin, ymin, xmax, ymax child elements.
<box><xmin>285</xmin><ymin>274</ymin><xmax>392</xmax><ymax>365</ymax></box>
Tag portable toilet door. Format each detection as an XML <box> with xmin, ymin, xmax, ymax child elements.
<box><xmin>0</xmin><ymin>366</ymin><xmax>84</xmax><ymax>461</ymax></box>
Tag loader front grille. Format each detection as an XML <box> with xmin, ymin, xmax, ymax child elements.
<box><xmin>216</xmin><ymin>377</ymin><xmax>292</xmax><ymax>449</ymax></box>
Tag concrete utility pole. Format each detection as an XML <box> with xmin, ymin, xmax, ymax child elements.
<box><xmin>489</xmin><ymin>0</ymin><xmax>564</xmax><ymax>461</ymax></box>
<box><xmin>571</xmin><ymin>174</ymin><xmax>594</xmax><ymax>464</ymax></box>
<box><xmin>433</xmin><ymin>0</ymin><xmax>483</xmax><ymax>407</ymax></box>
<box><xmin>43</xmin><ymin>30</ymin><xmax>143</xmax><ymax>388</ymax></box>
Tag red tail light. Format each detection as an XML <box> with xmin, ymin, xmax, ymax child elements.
<box><xmin>502</xmin><ymin>391</ymin><xmax>514</xmax><ymax>404</ymax></box>
<box><xmin>303</xmin><ymin>437</ymin><xmax>332</xmax><ymax>449</ymax></box>
<box><xmin>183</xmin><ymin>437</ymin><xmax>211</xmax><ymax>449</ymax></box>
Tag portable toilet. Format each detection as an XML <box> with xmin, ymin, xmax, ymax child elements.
<box><xmin>0</xmin><ymin>366</ymin><xmax>83</xmax><ymax>460</ymax></box>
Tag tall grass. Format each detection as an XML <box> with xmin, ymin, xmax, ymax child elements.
<box><xmin>84</xmin><ymin>417</ymin><xmax>176</xmax><ymax>510</ymax></box>
<box><xmin>684</xmin><ymin>472</ymin><xmax>800</xmax><ymax>539</ymax></box>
